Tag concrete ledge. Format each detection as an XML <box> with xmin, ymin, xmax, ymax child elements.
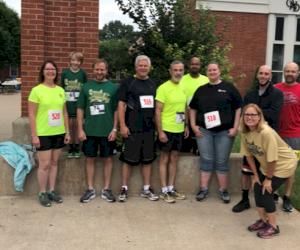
<box><xmin>0</xmin><ymin>153</ymin><xmax>242</xmax><ymax>196</ymax></box>
<box><xmin>0</xmin><ymin>117</ymin><xmax>243</xmax><ymax>196</ymax></box>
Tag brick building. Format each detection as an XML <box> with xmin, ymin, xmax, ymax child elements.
<box><xmin>21</xmin><ymin>0</ymin><xmax>99</xmax><ymax>116</ymax></box>
<box><xmin>196</xmin><ymin>0</ymin><xmax>300</xmax><ymax>95</ymax></box>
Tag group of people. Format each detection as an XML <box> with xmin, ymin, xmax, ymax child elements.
<box><xmin>27</xmin><ymin>53</ymin><xmax>299</xmax><ymax>239</ymax></box>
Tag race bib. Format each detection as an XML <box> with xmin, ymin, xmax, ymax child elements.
<box><xmin>48</xmin><ymin>110</ymin><xmax>62</xmax><ymax>127</ymax></box>
<box><xmin>204</xmin><ymin>111</ymin><xmax>221</xmax><ymax>129</ymax></box>
<box><xmin>65</xmin><ymin>91</ymin><xmax>79</xmax><ymax>102</ymax></box>
<box><xmin>139</xmin><ymin>95</ymin><xmax>154</xmax><ymax>108</ymax></box>
<box><xmin>90</xmin><ymin>104</ymin><xmax>105</xmax><ymax>115</ymax></box>
<box><xmin>176</xmin><ymin>112</ymin><xmax>185</xmax><ymax>124</ymax></box>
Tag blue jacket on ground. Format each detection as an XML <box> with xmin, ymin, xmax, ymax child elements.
<box><xmin>0</xmin><ymin>141</ymin><xmax>34</xmax><ymax>192</ymax></box>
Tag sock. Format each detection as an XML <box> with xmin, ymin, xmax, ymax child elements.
<box><xmin>75</xmin><ymin>144</ymin><xmax>80</xmax><ymax>151</ymax></box>
<box><xmin>122</xmin><ymin>185</ymin><xmax>128</xmax><ymax>191</ymax></box>
<box><xmin>167</xmin><ymin>185</ymin><xmax>174</xmax><ymax>192</ymax></box>
<box><xmin>162</xmin><ymin>187</ymin><xmax>168</xmax><ymax>193</ymax></box>
<box><xmin>143</xmin><ymin>185</ymin><xmax>150</xmax><ymax>191</ymax></box>
<box><xmin>69</xmin><ymin>144</ymin><xmax>74</xmax><ymax>150</ymax></box>
<box><xmin>283</xmin><ymin>195</ymin><xmax>289</xmax><ymax>201</ymax></box>
<box><xmin>242</xmin><ymin>189</ymin><xmax>249</xmax><ymax>201</ymax></box>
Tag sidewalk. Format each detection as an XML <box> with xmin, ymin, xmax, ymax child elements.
<box><xmin>0</xmin><ymin>92</ymin><xmax>21</xmax><ymax>141</ymax></box>
<box><xmin>0</xmin><ymin>195</ymin><xmax>299</xmax><ymax>250</ymax></box>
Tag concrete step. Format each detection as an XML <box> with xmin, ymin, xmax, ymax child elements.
<box><xmin>0</xmin><ymin>153</ymin><xmax>242</xmax><ymax>196</ymax></box>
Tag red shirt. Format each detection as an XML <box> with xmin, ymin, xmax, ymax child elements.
<box><xmin>274</xmin><ymin>82</ymin><xmax>300</xmax><ymax>138</ymax></box>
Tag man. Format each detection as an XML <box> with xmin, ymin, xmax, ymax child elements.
<box><xmin>180</xmin><ymin>57</ymin><xmax>209</xmax><ymax>154</ymax></box>
<box><xmin>155</xmin><ymin>60</ymin><xmax>189</xmax><ymax>203</ymax></box>
<box><xmin>232</xmin><ymin>65</ymin><xmax>283</xmax><ymax>212</ymax></box>
<box><xmin>274</xmin><ymin>62</ymin><xmax>300</xmax><ymax>212</ymax></box>
<box><xmin>77</xmin><ymin>59</ymin><xmax>118</xmax><ymax>203</ymax></box>
<box><xmin>118</xmin><ymin>55</ymin><xmax>159</xmax><ymax>202</ymax></box>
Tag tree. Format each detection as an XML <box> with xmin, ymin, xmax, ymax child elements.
<box><xmin>115</xmin><ymin>0</ymin><xmax>233</xmax><ymax>81</ymax></box>
<box><xmin>0</xmin><ymin>1</ymin><xmax>20</xmax><ymax>67</ymax></box>
<box><xmin>100</xmin><ymin>20</ymin><xmax>137</xmax><ymax>41</ymax></box>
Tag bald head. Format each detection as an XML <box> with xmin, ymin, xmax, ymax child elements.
<box><xmin>257</xmin><ymin>65</ymin><xmax>272</xmax><ymax>87</ymax></box>
<box><xmin>284</xmin><ymin>62</ymin><xmax>300</xmax><ymax>84</ymax></box>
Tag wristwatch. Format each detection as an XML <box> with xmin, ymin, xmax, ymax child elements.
<box><xmin>266</xmin><ymin>176</ymin><xmax>272</xmax><ymax>180</ymax></box>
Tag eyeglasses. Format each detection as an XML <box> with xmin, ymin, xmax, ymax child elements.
<box><xmin>244</xmin><ymin>113</ymin><xmax>259</xmax><ymax>117</ymax></box>
<box><xmin>44</xmin><ymin>68</ymin><xmax>56</xmax><ymax>71</ymax></box>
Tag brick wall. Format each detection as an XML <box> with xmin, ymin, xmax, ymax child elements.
<box><xmin>214</xmin><ymin>11</ymin><xmax>268</xmax><ymax>96</ymax></box>
<box><xmin>21</xmin><ymin>0</ymin><xmax>99</xmax><ymax>116</ymax></box>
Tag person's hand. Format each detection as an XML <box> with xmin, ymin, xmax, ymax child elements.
<box><xmin>120</xmin><ymin>125</ymin><xmax>130</xmax><ymax>138</ymax></box>
<box><xmin>252</xmin><ymin>174</ymin><xmax>261</xmax><ymax>189</ymax></box>
<box><xmin>192</xmin><ymin>125</ymin><xmax>202</xmax><ymax>138</ymax></box>
<box><xmin>108</xmin><ymin>130</ymin><xmax>117</xmax><ymax>141</ymax></box>
<box><xmin>228</xmin><ymin>128</ymin><xmax>238</xmax><ymax>137</ymax></box>
<box><xmin>262</xmin><ymin>179</ymin><xmax>272</xmax><ymax>195</ymax></box>
<box><xmin>78</xmin><ymin>129</ymin><xmax>87</xmax><ymax>141</ymax></box>
<box><xmin>64</xmin><ymin>133</ymin><xmax>71</xmax><ymax>144</ymax></box>
<box><xmin>31</xmin><ymin>136</ymin><xmax>40</xmax><ymax>149</ymax></box>
<box><xmin>159</xmin><ymin>131</ymin><xmax>168</xmax><ymax>143</ymax></box>
<box><xmin>184</xmin><ymin>126</ymin><xmax>189</xmax><ymax>139</ymax></box>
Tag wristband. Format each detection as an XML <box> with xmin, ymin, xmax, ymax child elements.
<box><xmin>266</xmin><ymin>176</ymin><xmax>272</xmax><ymax>180</ymax></box>
<box><xmin>112</xmin><ymin>128</ymin><xmax>117</xmax><ymax>132</ymax></box>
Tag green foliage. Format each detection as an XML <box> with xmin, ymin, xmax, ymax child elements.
<box><xmin>99</xmin><ymin>39</ymin><xmax>134</xmax><ymax>79</ymax></box>
<box><xmin>0</xmin><ymin>1</ymin><xmax>20</xmax><ymax>67</ymax></box>
<box><xmin>115</xmin><ymin>0</ymin><xmax>233</xmax><ymax>81</ymax></box>
<box><xmin>100</xmin><ymin>20</ymin><xmax>137</xmax><ymax>41</ymax></box>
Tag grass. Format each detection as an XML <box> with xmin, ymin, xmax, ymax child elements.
<box><xmin>231</xmin><ymin>133</ymin><xmax>300</xmax><ymax>211</ymax></box>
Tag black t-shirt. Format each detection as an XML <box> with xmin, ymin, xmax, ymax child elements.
<box><xmin>118</xmin><ymin>77</ymin><xmax>160</xmax><ymax>132</ymax></box>
<box><xmin>189</xmin><ymin>81</ymin><xmax>242</xmax><ymax>132</ymax></box>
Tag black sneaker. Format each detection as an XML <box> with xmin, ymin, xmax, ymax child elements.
<box><xmin>218</xmin><ymin>189</ymin><xmax>231</xmax><ymax>203</ymax></box>
<box><xmin>282</xmin><ymin>196</ymin><xmax>294</xmax><ymax>212</ymax></box>
<box><xmin>101</xmin><ymin>189</ymin><xmax>116</xmax><ymax>202</ymax></box>
<box><xmin>38</xmin><ymin>192</ymin><xmax>51</xmax><ymax>207</ymax></box>
<box><xmin>80</xmin><ymin>189</ymin><xmax>96</xmax><ymax>203</ymax></box>
<box><xmin>47</xmin><ymin>191</ymin><xmax>63</xmax><ymax>203</ymax></box>
<box><xmin>195</xmin><ymin>189</ymin><xmax>208</xmax><ymax>201</ymax></box>
<box><xmin>118</xmin><ymin>187</ymin><xmax>128</xmax><ymax>202</ymax></box>
<box><xmin>232</xmin><ymin>199</ymin><xmax>250</xmax><ymax>213</ymax></box>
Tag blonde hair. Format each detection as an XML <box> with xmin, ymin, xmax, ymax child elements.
<box><xmin>69</xmin><ymin>51</ymin><xmax>84</xmax><ymax>64</ymax></box>
<box><xmin>240</xmin><ymin>103</ymin><xmax>266</xmax><ymax>133</ymax></box>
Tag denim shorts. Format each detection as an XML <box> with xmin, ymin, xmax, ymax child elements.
<box><xmin>195</xmin><ymin>128</ymin><xmax>234</xmax><ymax>173</ymax></box>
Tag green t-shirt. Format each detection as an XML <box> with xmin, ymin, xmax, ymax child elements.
<box><xmin>180</xmin><ymin>73</ymin><xmax>209</xmax><ymax>104</ymax></box>
<box><xmin>155</xmin><ymin>80</ymin><xmax>187</xmax><ymax>133</ymax></box>
<box><xmin>77</xmin><ymin>80</ymin><xmax>118</xmax><ymax>137</ymax></box>
<box><xmin>61</xmin><ymin>68</ymin><xmax>88</xmax><ymax>116</ymax></box>
<box><xmin>28</xmin><ymin>84</ymin><xmax>66</xmax><ymax>136</ymax></box>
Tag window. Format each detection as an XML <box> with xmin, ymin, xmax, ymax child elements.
<box><xmin>275</xmin><ymin>17</ymin><xmax>284</xmax><ymax>41</ymax></box>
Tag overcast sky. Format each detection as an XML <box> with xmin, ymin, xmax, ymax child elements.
<box><xmin>2</xmin><ymin>0</ymin><xmax>136</xmax><ymax>29</ymax></box>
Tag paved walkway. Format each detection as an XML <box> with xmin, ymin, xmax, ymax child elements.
<box><xmin>0</xmin><ymin>92</ymin><xmax>21</xmax><ymax>141</ymax></box>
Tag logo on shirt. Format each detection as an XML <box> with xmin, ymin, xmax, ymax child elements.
<box><xmin>245</xmin><ymin>139</ymin><xmax>264</xmax><ymax>156</ymax></box>
<box><xmin>88</xmin><ymin>89</ymin><xmax>111</xmax><ymax>103</ymax></box>
<box><xmin>283</xmin><ymin>92</ymin><xmax>299</xmax><ymax>105</ymax></box>
<box><xmin>64</xmin><ymin>79</ymin><xmax>81</xmax><ymax>91</ymax></box>
<box><xmin>218</xmin><ymin>89</ymin><xmax>227</xmax><ymax>93</ymax></box>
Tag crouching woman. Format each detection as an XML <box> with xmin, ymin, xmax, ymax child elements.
<box><xmin>240</xmin><ymin>103</ymin><xmax>297</xmax><ymax>239</ymax></box>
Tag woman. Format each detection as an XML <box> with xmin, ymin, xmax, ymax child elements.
<box><xmin>189</xmin><ymin>63</ymin><xmax>242</xmax><ymax>203</ymax></box>
<box><xmin>240</xmin><ymin>104</ymin><xmax>297</xmax><ymax>239</ymax></box>
<box><xmin>28</xmin><ymin>60</ymin><xmax>70</xmax><ymax>207</ymax></box>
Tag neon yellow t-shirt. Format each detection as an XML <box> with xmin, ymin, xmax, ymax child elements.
<box><xmin>180</xmin><ymin>73</ymin><xmax>209</xmax><ymax>104</ymax></box>
<box><xmin>155</xmin><ymin>80</ymin><xmax>187</xmax><ymax>133</ymax></box>
<box><xmin>28</xmin><ymin>84</ymin><xmax>66</xmax><ymax>136</ymax></box>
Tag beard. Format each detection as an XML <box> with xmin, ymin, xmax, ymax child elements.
<box><xmin>285</xmin><ymin>75</ymin><xmax>297</xmax><ymax>84</ymax></box>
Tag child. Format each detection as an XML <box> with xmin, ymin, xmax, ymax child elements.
<box><xmin>61</xmin><ymin>52</ymin><xmax>88</xmax><ymax>158</ymax></box>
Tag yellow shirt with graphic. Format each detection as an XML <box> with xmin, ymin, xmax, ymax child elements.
<box><xmin>28</xmin><ymin>84</ymin><xmax>66</xmax><ymax>136</ymax></box>
<box><xmin>240</xmin><ymin>124</ymin><xmax>297</xmax><ymax>178</ymax></box>
<box><xmin>180</xmin><ymin>73</ymin><xmax>209</xmax><ymax>104</ymax></box>
<box><xmin>155</xmin><ymin>80</ymin><xmax>187</xmax><ymax>133</ymax></box>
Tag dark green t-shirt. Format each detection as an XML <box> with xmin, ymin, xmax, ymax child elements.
<box><xmin>61</xmin><ymin>68</ymin><xmax>88</xmax><ymax>116</ymax></box>
<box><xmin>77</xmin><ymin>80</ymin><xmax>119</xmax><ymax>137</ymax></box>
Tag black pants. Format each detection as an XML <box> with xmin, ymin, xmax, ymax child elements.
<box><xmin>254</xmin><ymin>170</ymin><xmax>287</xmax><ymax>213</ymax></box>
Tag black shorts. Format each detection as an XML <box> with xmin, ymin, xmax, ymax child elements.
<box><xmin>37</xmin><ymin>134</ymin><xmax>65</xmax><ymax>151</ymax></box>
<box><xmin>158</xmin><ymin>131</ymin><xmax>183</xmax><ymax>153</ymax></box>
<box><xmin>82</xmin><ymin>136</ymin><xmax>116</xmax><ymax>158</ymax></box>
<box><xmin>119</xmin><ymin>130</ymin><xmax>156</xmax><ymax>166</ymax></box>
